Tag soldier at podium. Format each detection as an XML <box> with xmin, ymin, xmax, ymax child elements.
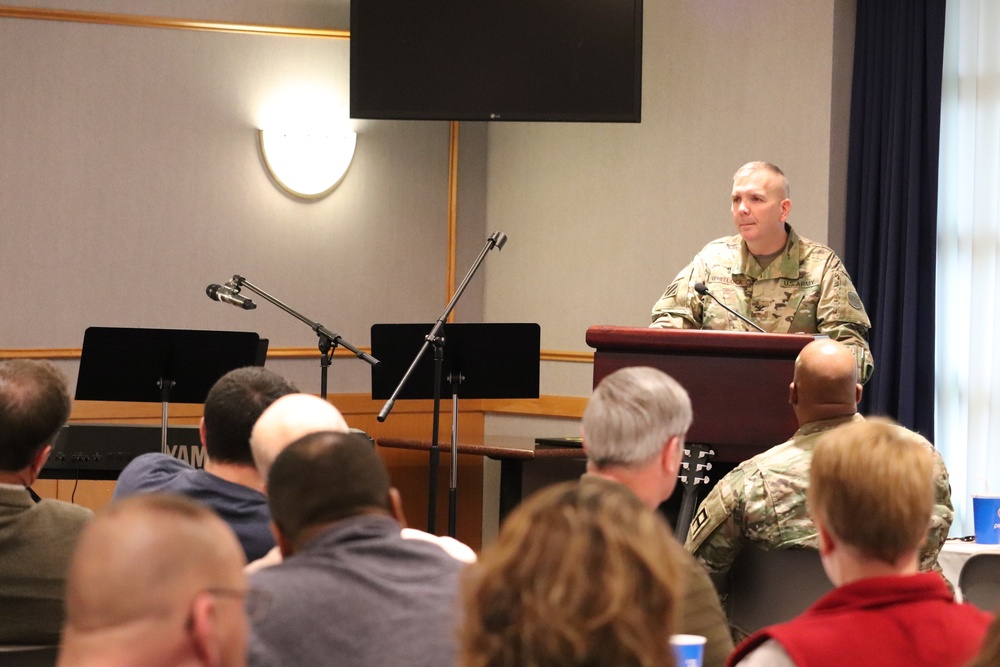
<box><xmin>650</xmin><ymin>161</ymin><xmax>874</xmax><ymax>383</ymax></box>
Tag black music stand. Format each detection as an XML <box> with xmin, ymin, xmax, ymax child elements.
<box><xmin>372</xmin><ymin>322</ymin><xmax>540</xmax><ymax>536</ymax></box>
<box><xmin>75</xmin><ymin>327</ymin><xmax>262</xmax><ymax>452</ymax></box>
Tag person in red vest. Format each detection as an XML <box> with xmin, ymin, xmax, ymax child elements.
<box><xmin>728</xmin><ymin>418</ymin><xmax>991</xmax><ymax>667</ymax></box>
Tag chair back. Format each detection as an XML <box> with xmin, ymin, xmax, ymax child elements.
<box><xmin>726</xmin><ymin>545</ymin><xmax>833</xmax><ymax>638</ymax></box>
<box><xmin>959</xmin><ymin>552</ymin><xmax>1000</xmax><ymax>610</ymax></box>
<box><xmin>0</xmin><ymin>645</ymin><xmax>58</xmax><ymax>667</ymax></box>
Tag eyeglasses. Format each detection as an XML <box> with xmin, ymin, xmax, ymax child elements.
<box><xmin>199</xmin><ymin>586</ymin><xmax>271</xmax><ymax>623</ymax></box>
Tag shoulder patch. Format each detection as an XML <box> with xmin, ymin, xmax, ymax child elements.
<box><xmin>690</xmin><ymin>506</ymin><xmax>710</xmax><ymax>537</ymax></box>
<box><xmin>664</xmin><ymin>284</ymin><xmax>678</xmax><ymax>299</ymax></box>
<box><xmin>847</xmin><ymin>291</ymin><xmax>863</xmax><ymax>310</ymax></box>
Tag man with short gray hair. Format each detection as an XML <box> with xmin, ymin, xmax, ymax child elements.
<box><xmin>582</xmin><ymin>366</ymin><xmax>692</xmax><ymax>508</ymax></box>
<box><xmin>582</xmin><ymin>366</ymin><xmax>732</xmax><ymax>667</ymax></box>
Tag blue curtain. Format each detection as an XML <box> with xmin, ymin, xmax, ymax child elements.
<box><xmin>843</xmin><ymin>0</ymin><xmax>946</xmax><ymax>440</ymax></box>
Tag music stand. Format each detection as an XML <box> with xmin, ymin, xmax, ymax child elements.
<box><xmin>372</xmin><ymin>322</ymin><xmax>540</xmax><ymax>536</ymax></box>
<box><xmin>75</xmin><ymin>327</ymin><xmax>262</xmax><ymax>452</ymax></box>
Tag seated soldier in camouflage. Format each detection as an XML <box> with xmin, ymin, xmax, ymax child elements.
<box><xmin>650</xmin><ymin>161</ymin><xmax>873</xmax><ymax>383</ymax></box>
<box><xmin>685</xmin><ymin>339</ymin><xmax>952</xmax><ymax>583</ymax></box>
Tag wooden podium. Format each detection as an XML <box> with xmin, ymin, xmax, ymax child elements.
<box><xmin>586</xmin><ymin>326</ymin><xmax>814</xmax><ymax>538</ymax></box>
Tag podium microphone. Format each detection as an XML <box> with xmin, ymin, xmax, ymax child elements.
<box><xmin>206</xmin><ymin>283</ymin><xmax>257</xmax><ymax>310</ymax></box>
<box><xmin>693</xmin><ymin>282</ymin><xmax>764</xmax><ymax>332</ymax></box>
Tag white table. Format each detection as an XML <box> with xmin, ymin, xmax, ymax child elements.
<box><xmin>939</xmin><ymin>540</ymin><xmax>1000</xmax><ymax>601</ymax></box>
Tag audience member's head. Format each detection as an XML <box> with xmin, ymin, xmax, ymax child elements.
<box><xmin>581</xmin><ymin>366</ymin><xmax>691</xmax><ymax>508</ymax></box>
<box><xmin>249</xmin><ymin>393</ymin><xmax>349</xmax><ymax>482</ymax></box>
<box><xmin>202</xmin><ymin>367</ymin><xmax>297</xmax><ymax>466</ymax></box>
<box><xmin>59</xmin><ymin>494</ymin><xmax>251</xmax><ymax>667</ymax></box>
<box><xmin>0</xmin><ymin>359</ymin><xmax>71</xmax><ymax>479</ymax></box>
<box><xmin>809</xmin><ymin>418</ymin><xmax>934</xmax><ymax>583</ymax></box>
<box><xmin>790</xmin><ymin>339</ymin><xmax>862</xmax><ymax>425</ymax></box>
<box><xmin>267</xmin><ymin>430</ymin><xmax>400</xmax><ymax>555</ymax></box>
<box><xmin>460</xmin><ymin>478</ymin><xmax>681</xmax><ymax>667</ymax></box>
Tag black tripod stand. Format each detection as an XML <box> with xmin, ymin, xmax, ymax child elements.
<box><xmin>373</xmin><ymin>230</ymin><xmax>543</xmax><ymax>536</ymax></box>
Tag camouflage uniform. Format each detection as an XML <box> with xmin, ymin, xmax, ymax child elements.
<box><xmin>650</xmin><ymin>225</ymin><xmax>874</xmax><ymax>383</ymax></box>
<box><xmin>684</xmin><ymin>414</ymin><xmax>954</xmax><ymax>578</ymax></box>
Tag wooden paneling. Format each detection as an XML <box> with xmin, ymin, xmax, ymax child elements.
<box><xmin>35</xmin><ymin>394</ymin><xmax>487</xmax><ymax>549</ymax></box>
<box><xmin>30</xmin><ymin>390</ymin><xmax>585</xmax><ymax>551</ymax></box>
<box><xmin>1</xmin><ymin>347</ymin><xmax>595</xmax><ymax>363</ymax></box>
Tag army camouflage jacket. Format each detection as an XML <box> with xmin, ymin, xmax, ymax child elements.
<box><xmin>650</xmin><ymin>225</ymin><xmax>874</xmax><ymax>383</ymax></box>
<box><xmin>684</xmin><ymin>414</ymin><xmax>954</xmax><ymax>578</ymax></box>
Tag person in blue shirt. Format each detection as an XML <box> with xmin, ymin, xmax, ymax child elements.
<box><xmin>113</xmin><ymin>366</ymin><xmax>296</xmax><ymax>561</ymax></box>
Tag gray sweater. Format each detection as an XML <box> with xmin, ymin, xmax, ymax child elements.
<box><xmin>248</xmin><ymin>514</ymin><xmax>465</xmax><ymax>667</ymax></box>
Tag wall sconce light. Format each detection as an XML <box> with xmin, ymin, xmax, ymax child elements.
<box><xmin>258</xmin><ymin>129</ymin><xmax>357</xmax><ymax>200</ymax></box>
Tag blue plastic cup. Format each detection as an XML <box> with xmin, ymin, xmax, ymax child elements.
<box><xmin>973</xmin><ymin>496</ymin><xmax>1000</xmax><ymax>544</ymax></box>
<box><xmin>670</xmin><ymin>634</ymin><xmax>706</xmax><ymax>667</ymax></box>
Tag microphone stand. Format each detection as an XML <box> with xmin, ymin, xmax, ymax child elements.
<box><xmin>377</xmin><ymin>231</ymin><xmax>508</xmax><ymax>535</ymax></box>
<box><xmin>228</xmin><ymin>275</ymin><xmax>379</xmax><ymax>399</ymax></box>
<box><xmin>694</xmin><ymin>282</ymin><xmax>766</xmax><ymax>333</ymax></box>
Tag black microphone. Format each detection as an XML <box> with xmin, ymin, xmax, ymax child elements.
<box><xmin>206</xmin><ymin>284</ymin><xmax>257</xmax><ymax>310</ymax></box>
<box><xmin>693</xmin><ymin>282</ymin><xmax>764</xmax><ymax>333</ymax></box>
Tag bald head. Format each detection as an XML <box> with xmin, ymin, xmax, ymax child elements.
<box><xmin>790</xmin><ymin>339</ymin><xmax>862</xmax><ymax>424</ymax></box>
<box><xmin>250</xmin><ymin>393</ymin><xmax>349</xmax><ymax>481</ymax></box>
<box><xmin>60</xmin><ymin>495</ymin><xmax>248</xmax><ymax>667</ymax></box>
<box><xmin>65</xmin><ymin>495</ymin><xmax>246</xmax><ymax>631</ymax></box>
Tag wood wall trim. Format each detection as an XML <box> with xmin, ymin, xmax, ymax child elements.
<box><xmin>264</xmin><ymin>347</ymin><xmax>374</xmax><ymax>359</ymax></box>
<box><xmin>333</xmin><ymin>394</ymin><xmax>587</xmax><ymax>419</ymax></box>
<box><xmin>71</xmin><ymin>401</ymin><xmax>205</xmax><ymax>422</ymax></box>
<box><xmin>541</xmin><ymin>350</ymin><xmax>594</xmax><ymax>363</ymax></box>
<box><xmin>67</xmin><ymin>393</ymin><xmax>586</xmax><ymax>421</ymax></box>
<box><xmin>481</xmin><ymin>395</ymin><xmax>588</xmax><ymax>418</ymax></box>
<box><xmin>0</xmin><ymin>348</ymin><xmax>82</xmax><ymax>359</ymax></box>
<box><xmin>2</xmin><ymin>347</ymin><xmax>595</xmax><ymax>363</ymax></box>
<box><xmin>446</xmin><ymin>121</ymin><xmax>460</xmax><ymax>320</ymax></box>
<box><xmin>0</xmin><ymin>6</ymin><xmax>349</xmax><ymax>38</ymax></box>
<box><xmin>0</xmin><ymin>347</ymin><xmax>375</xmax><ymax>360</ymax></box>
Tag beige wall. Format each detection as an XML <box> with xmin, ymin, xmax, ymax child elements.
<box><xmin>0</xmin><ymin>0</ymin><xmax>487</xmax><ymax>396</ymax></box>
<box><xmin>2</xmin><ymin>0</ymin><xmax>855</xmax><ymax>422</ymax></box>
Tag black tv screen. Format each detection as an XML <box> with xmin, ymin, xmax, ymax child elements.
<box><xmin>350</xmin><ymin>0</ymin><xmax>643</xmax><ymax>122</ymax></box>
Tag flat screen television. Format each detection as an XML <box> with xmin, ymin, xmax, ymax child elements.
<box><xmin>350</xmin><ymin>0</ymin><xmax>643</xmax><ymax>123</ymax></box>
